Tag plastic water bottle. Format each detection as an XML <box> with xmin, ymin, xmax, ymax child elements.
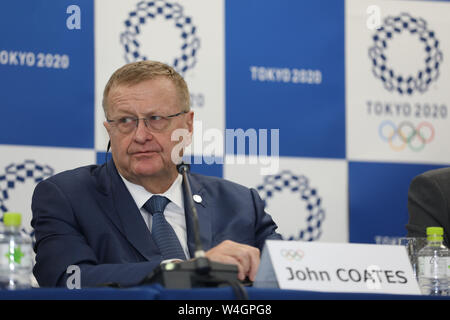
<box><xmin>0</xmin><ymin>213</ymin><xmax>33</xmax><ymax>289</ymax></box>
<box><xmin>417</xmin><ymin>227</ymin><xmax>449</xmax><ymax>296</ymax></box>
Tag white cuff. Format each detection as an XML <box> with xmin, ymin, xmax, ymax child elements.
<box><xmin>160</xmin><ymin>259</ymin><xmax>183</xmax><ymax>265</ymax></box>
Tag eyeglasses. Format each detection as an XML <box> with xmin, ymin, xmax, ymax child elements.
<box><xmin>106</xmin><ymin>111</ymin><xmax>188</xmax><ymax>134</ymax></box>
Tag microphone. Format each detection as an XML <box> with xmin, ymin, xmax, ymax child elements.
<box><xmin>105</xmin><ymin>141</ymin><xmax>111</xmax><ymax>165</ymax></box>
<box><xmin>140</xmin><ymin>162</ymin><xmax>243</xmax><ymax>294</ymax></box>
<box><xmin>176</xmin><ymin>163</ymin><xmax>206</xmax><ymax>260</ymax></box>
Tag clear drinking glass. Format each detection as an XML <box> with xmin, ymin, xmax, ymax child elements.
<box><xmin>374</xmin><ymin>236</ymin><xmax>402</xmax><ymax>245</ymax></box>
<box><xmin>396</xmin><ymin>237</ymin><xmax>428</xmax><ymax>280</ymax></box>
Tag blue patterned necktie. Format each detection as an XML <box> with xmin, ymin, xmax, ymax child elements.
<box><xmin>143</xmin><ymin>195</ymin><xmax>186</xmax><ymax>260</ymax></box>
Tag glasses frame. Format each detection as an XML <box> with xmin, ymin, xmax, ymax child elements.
<box><xmin>106</xmin><ymin>110</ymin><xmax>188</xmax><ymax>133</ymax></box>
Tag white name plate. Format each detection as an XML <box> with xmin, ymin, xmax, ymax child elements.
<box><xmin>254</xmin><ymin>240</ymin><xmax>421</xmax><ymax>295</ymax></box>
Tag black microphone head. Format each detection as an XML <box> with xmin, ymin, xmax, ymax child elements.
<box><xmin>177</xmin><ymin>162</ymin><xmax>190</xmax><ymax>174</ymax></box>
<box><xmin>105</xmin><ymin>141</ymin><xmax>111</xmax><ymax>165</ymax></box>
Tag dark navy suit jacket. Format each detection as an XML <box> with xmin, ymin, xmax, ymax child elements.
<box><xmin>407</xmin><ymin>167</ymin><xmax>450</xmax><ymax>247</ymax></box>
<box><xmin>31</xmin><ymin>160</ymin><xmax>281</xmax><ymax>287</ymax></box>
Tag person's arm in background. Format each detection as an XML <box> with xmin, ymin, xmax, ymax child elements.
<box><xmin>407</xmin><ymin>171</ymin><xmax>450</xmax><ymax>246</ymax></box>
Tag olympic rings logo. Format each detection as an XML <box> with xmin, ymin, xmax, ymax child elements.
<box><xmin>280</xmin><ymin>249</ymin><xmax>304</xmax><ymax>261</ymax></box>
<box><xmin>378</xmin><ymin>121</ymin><xmax>435</xmax><ymax>151</ymax></box>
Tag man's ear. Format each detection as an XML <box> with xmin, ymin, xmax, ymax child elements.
<box><xmin>104</xmin><ymin>120</ymin><xmax>113</xmax><ymax>137</ymax></box>
<box><xmin>186</xmin><ymin>110</ymin><xmax>194</xmax><ymax>134</ymax></box>
<box><xmin>104</xmin><ymin>121</ymin><xmax>113</xmax><ymax>153</ymax></box>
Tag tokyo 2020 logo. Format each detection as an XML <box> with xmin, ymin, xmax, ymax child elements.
<box><xmin>0</xmin><ymin>160</ymin><xmax>54</xmax><ymax>237</ymax></box>
<box><xmin>369</xmin><ymin>13</ymin><xmax>443</xmax><ymax>95</ymax></box>
<box><xmin>256</xmin><ymin>170</ymin><xmax>325</xmax><ymax>241</ymax></box>
<box><xmin>120</xmin><ymin>0</ymin><xmax>200</xmax><ymax>74</ymax></box>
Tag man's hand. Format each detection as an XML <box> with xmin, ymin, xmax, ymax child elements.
<box><xmin>205</xmin><ymin>240</ymin><xmax>260</xmax><ymax>281</ymax></box>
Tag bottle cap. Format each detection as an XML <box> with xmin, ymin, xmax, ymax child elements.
<box><xmin>3</xmin><ymin>212</ymin><xmax>22</xmax><ymax>227</ymax></box>
<box><xmin>426</xmin><ymin>226</ymin><xmax>443</xmax><ymax>241</ymax></box>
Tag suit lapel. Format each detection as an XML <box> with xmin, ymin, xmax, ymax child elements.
<box><xmin>183</xmin><ymin>173</ymin><xmax>212</xmax><ymax>257</ymax></box>
<box><xmin>98</xmin><ymin>160</ymin><xmax>159</xmax><ymax>261</ymax></box>
<box><xmin>98</xmin><ymin>161</ymin><xmax>212</xmax><ymax>260</ymax></box>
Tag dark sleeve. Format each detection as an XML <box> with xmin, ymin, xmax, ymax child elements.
<box><xmin>31</xmin><ymin>179</ymin><xmax>160</xmax><ymax>288</ymax></box>
<box><xmin>250</xmin><ymin>188</ymin><xmax>282</xmax><ymax>251</ymax></box>
<box><xmin>407</xmin><ymin>173</ymin><xmax>449</xmax><ymax>246</ymax></box>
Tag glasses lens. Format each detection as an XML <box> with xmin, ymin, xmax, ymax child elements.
<box><xmin>147</xmin><ymin>116</ymin><xmax>170</xmax><ymax>131</ymax></box>
<box><xmin>112</xmin><ymin>114</ymin><xmax>181</xmax><ymax>133</ymax></box>
<box><xmin>117</xmin><ymin>117</ymin><xmax>137</xmax><ymax>134</ymax></box>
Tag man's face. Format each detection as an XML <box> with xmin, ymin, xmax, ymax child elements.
<box><xmin>104</xmin><ymin>77</ymin><xmax>193</xmax><ymax>185</ymax></box>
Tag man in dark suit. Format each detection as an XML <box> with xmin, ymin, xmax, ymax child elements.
<box><xmin>407</xmin><ymin>167</ymin><xmax>450</xmax><ymax>246</ymax></box>
<box><xmin>31</xmin><ymin>61</ymin><xmax>281</xmax><ymax>288</ymax></box>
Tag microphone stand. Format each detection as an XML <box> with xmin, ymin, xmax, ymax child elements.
<box><xmin>140</xmin><ymin>163</ymin><xmax>245</xmax><ymax>297</ymax></box>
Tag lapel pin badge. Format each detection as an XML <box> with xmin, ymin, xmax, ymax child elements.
<box><xmin>193</xmin><ymin>194</ymin><xmax>202</xmax><ymax>203</ymax></box>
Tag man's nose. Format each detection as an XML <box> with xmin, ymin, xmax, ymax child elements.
<box><xmin>134</xmin><ymin>118</ymin><xmax>153</xmax><ymax>142</ymax></box>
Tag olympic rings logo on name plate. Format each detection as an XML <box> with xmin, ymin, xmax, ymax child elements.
<box><xmin>280</xmin><ymin>249</ymin><xmax>305</xmax><ymax>262</ymax></box>
<box><xmin>378</xmin><ymin>120</ymin><xmax>435</xmax><ymax>151</ymax></box>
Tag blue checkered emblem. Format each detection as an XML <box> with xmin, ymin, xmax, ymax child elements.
<box><xmin>256</xmin><ymin>170</ymin><xmax>325</xmax><ymax>241</ymax></box>
<box><xmin>120</xmin><ymin>0</ymin><xmax>201</xmax><ymax>74</ymax></box>
<box><xmin>369</xmin><ymin>12</ymin><xmax>443</xmax><ymax>95</ymax></box>
<box><xmin>0</xmin><ymin>160</ymin><xmax>53</xmax><ymax>220</ymax></box>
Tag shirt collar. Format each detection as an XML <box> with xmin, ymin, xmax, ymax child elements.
<box><xmin>120</xmin><ymin>174</ymin><xmax>184</xmax><ymax>211</ymax></box>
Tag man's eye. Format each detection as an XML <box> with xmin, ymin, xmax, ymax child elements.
<box><xmin>150</xmin><ymin>115</ymin><xmax>163</xmax><ymax>121</ymax></box>
<box><xmin>119</xmin><ymin>117</ymin><xmax>135</xmax><ymax>124</ymax></box>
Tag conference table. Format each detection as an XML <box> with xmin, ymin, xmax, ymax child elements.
<box><xmin>0</xmin><ymin>284</ymin><xmax>448</xmax><ymax>300</ymax></box>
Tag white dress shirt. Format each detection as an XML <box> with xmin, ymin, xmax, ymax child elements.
<box><xmin>120</xmin><ymin>174</ymin><xmax>191</xmax><ymax>259</ymax></box>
